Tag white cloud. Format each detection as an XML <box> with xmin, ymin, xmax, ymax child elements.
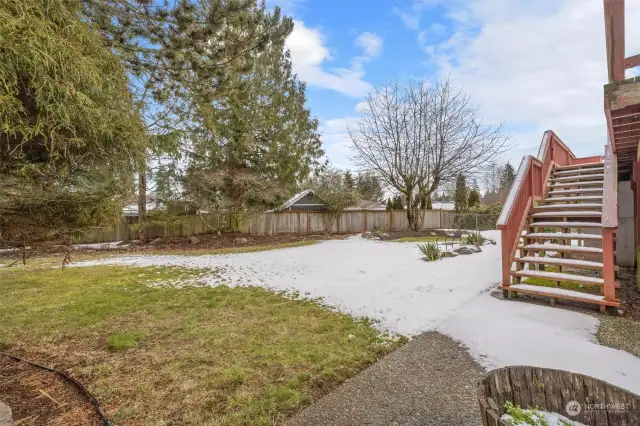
<box><xmin>415</xmin><ymin>0</ymin><xmax>640</xmax><ymax>163</ymax></box>
<box><xmin>285</xmin><ymin>20</ymin><xmax>373</xmax><ymax>97</ymax></box>
<box><xmin>355</xmin><ymin>32</ymin><xmax>383</xmax><ymax>59</ymax></box>
<box><xmin>394</xmin><ymin>7</ymin><xmax>420</xmax><ymax>30</ymax></box>
<box><xmin>354</xmin><ymin>101</ymin><xmax>369</xmax><ymax>113</ymax></box>
<box><xmin>319</xmin><ymin>117</ymin><xmax>361</xmax><ymax>169</ymax></box>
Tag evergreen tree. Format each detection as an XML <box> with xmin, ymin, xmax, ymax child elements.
<box><xmin>454</xmin><ymin>173</ymin><xmax>468</xmax><ymax>213</ymax></box>
<box><xmin>500</xmin><ymin>162</ymin><xmax>516</xmax><ymax>190</ymax></box>
<box><xmin>356</xmin><ymin>172</ymin><xmax>384</xmax><ymax>202</ymax></box>
<box><xmin>344</xmin><ymin>171</ymin><xmax>355</xmax><ymax>189</ymax></box>
<box><xmin>183</xmin><ymin>23</ymin><xmax>323</xmax><ymax>216</ymax></box>
<box><xmin>0</xmin><ymin>0</ymin><xmax>145</xmax><ymax>257</ymax></box>
<box><xmin>386</xmin><ymin>198</ymin><xmax>393</xmax><ymax>211</ymax></box>
<box><xmin>311</xmin><ymin>168</ymin><xmax>359</xmax><ymax>233</ymax></box>
<box><xmin>83</xmin><ymin>0</ymin><xmax>296</xmax><ymax>239</ymax></box>
<box><xmin>468</xmin><ymin>189</ymin><xmax>481</xmax><ymax>207</ymax></box>
<box><xmin>392</xmin><ymin>196</ymin><xmax>404</xmax><ymax>210</ymax></box>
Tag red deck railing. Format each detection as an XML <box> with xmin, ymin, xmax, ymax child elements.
<box><xmin>496</xmin><ymin>131</ymin><xmax>597</xmax><ymax>289</ymax></box>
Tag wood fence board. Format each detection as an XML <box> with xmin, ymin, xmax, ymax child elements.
<box><xmin>69</xmin><ymin>209</ymin><xmax>463</xmax><ymax>243</ymax></box>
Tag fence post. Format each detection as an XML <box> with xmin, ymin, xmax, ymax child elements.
<box><xmin>364</xmin><ymin>211</ymin><xmax>368</xmax><ymax>232</ymax></box>
<box><xmin>389</xmin><ymin>210</ymin><xmax>392</xmax><ymax>230</ymax></box>
<box><xmin>439</xmin><ymin>209</ymin><xmax>443</xmax><ymax>229</ymax></box>
<box><xmin>306</xmin><ymin>211</ymin><xmax>310</xmax><ymax>235</ymax></box>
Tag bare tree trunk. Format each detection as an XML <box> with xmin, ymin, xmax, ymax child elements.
<box><xmin>138</xmin><ymin>162</ymin><xmax>147</xmax><ymax>243</ymax></box>
<box><xmin>62</xmin><ymin>230</ymin><xmax>72</xmax><ymax>269</ymax></box>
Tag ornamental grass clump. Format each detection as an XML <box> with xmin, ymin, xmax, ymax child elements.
<box><xmin>417</xmin><ymin>242</ymin><xmax>440</xmax><ymax>261</ymax></box>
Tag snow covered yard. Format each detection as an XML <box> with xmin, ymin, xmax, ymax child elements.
<box><xmin>74</xmin><ymin>230</ymin><xmax>640</xmax><ymax>395</ymax></box>
<box><xmin>75</xmin><ymin>231</ymin><xmax>504</xmax><ymax>335</ymax></box>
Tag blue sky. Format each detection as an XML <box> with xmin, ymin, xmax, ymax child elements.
<box><xmin>265</xmin><ymin>0</ymin><xmax>640</xmax><ymax>177</ymax></box>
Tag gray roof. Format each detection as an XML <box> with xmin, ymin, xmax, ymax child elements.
<box><xmin>279</xmin><ymin>189</ymin><xmax>316</xmax><ymax>209</ymax></box>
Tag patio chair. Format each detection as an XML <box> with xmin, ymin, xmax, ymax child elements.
<box><xmin>444</xmin><ymin>230</ymin><xmax>463</xmax><ymax>248</ymax></box>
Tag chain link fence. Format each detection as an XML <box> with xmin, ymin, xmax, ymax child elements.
<box><xmin>447</xmin><ymin>213</ymin><xmax>499</xmax><ymax>231</ymax></box>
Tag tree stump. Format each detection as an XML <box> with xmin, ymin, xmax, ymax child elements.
<box><xmin>478</xmin><ymin>366</ymin><xmax>640</xmax><ymax>426</ymax></box>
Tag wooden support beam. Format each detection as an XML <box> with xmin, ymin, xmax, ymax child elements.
<box><xmin>604</xmin><ymin>0</ymin><xmax>626</xmax><ymax>82</ymax></box>
<box><xmin>625</xmin><ymin>54</ymin><xmax>640</xmax><ymax>69</ymax></box>
<box><xmin>614</xmin><ymin>134</ymin><xmax>640</xmax><ymax>141</ymax></box>
<box><xmin>612</xmin><ymin>118</ymin><xmax>640</xmax><ymax>128</ymax></box>
<box><xmin>602</xmin><ymin>229</ymin><xmax>617</xmax><ymax>301</ymax></box>
<box><xmin>613</xmin><ymin>128</ymin><xmax>640</xmax><ymax>136</ymax></box>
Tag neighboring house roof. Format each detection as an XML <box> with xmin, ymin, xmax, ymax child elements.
<box><xmin>122</xmin><ymin>194</ymin><xmax>165</xmax><ymax>216</ymax></box>
<box><xmin>432</xmin><ymin>202</ymin><xmax>454</xmax><ymax>211</ymax></box>
<box><xmin>345</xmin><ymin>200</ymin><xmax>387</xmax><ymax>210</ymax></box>
<box><xmin>274</xmin><ymin>189</ymin><xmax>327</xmax><ymax>211</ymax></box>
<box><xmin>280</xmin><ymin>189</ymin><xmax>315</xmax><ymax>209</ymax></box>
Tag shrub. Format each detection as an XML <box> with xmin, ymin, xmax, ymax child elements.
<box><xmin>417</xmin><ymin>242</ymin><xmax>441</xmax><ymax>261</ymax></box>
<box><xmin>463</xmin><ymin>231</ymin><xmax>485</xmax><ymax>246</ymax></box>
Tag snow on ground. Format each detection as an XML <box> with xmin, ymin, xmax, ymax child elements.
<box><xmin>73</xmin><ymin>229</ymin><xmax>640</xmax><ymax>395</ymax></box>
<box><xmin>437</xmin><ymin>291</ymin><xmax>640</xmax><ymax>395</ymax></box>
<box><xmin>72</xmin><ymin>241</ymin><xmax>127</xmax><ymax>250</ymax></box>
<box><xmin>75</xmin><ymin>232</ymin><xmax>503</xmax><ymax>335</ymax></box>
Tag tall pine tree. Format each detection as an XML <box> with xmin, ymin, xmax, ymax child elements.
<box><xmin>183</xmin><ymin>19</ymin><xmax>323</xmax><ymax>216</ymax></box>
<box><xmin>454</xmin><ymin>173</ymin><xmax>468</xmax><ymax>213</ymax></box>
<box><xmin>344</xmin><ymin>171</ymin><xmax>355</xmax><ymax>190</ymax></box>
<box><xmin>356</xmin><ymin>172</ymin><xmax>384</xmax><ymax>202</ymax></box>
<box><xmin>82</xmin><ymin>0</ymin><xmax>296</xmax><ymax>239</ymax></box>
<box><xmin>501</xmin><ymin>162</ymin><xmax>516</xmax><ymax>191</ymax></box>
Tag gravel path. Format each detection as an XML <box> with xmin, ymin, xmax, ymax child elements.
<box><xmin>287</xmin><ymin>332</ymin><xmax>483</xmax><ymax>426</ymax></box>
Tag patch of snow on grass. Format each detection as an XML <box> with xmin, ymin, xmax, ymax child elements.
<box><xmin>74</xmin><ymin>231</ymin><xmax>503</xmax><ymax>336</ymax></box>
<box><xmin>72</xmin><ymin>229</ymin><xmax>640</xmax><ymax>395</ymax></box>
<box><xmin>73</xmin><ymin>241</ymin><xmax>126</xmax><ymax>250</ymax></box>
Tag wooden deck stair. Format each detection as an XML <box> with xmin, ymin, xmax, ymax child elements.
<box><xmin>503</xmin><ymin>161</ymin><xmax>620</xmax><ymax>310</ymax></box>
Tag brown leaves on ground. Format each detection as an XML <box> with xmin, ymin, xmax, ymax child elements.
<box><xmin>0</xmin><ymin>354</ymin><xmax>103</xmax><ymax>426</ymax></box>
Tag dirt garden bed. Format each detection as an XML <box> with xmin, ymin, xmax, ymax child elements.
<box><xmin>0</xmin><ymin>353</ymin><xmax>104</xmax><ymax>425</ymax></box>
<box><xmin>0</xmin><ymin>233</ymin><xmax>351</xmax><ymax>263</ymax></box>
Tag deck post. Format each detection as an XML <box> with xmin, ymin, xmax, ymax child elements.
<box><xmin>602</xmin><ymin>229</ymin><xmax>616</xmax><ymax>301</ymax></box>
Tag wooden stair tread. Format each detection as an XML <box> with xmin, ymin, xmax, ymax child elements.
<box><xmin>525</xmin><ymin>232</ymin><xmax>602</xmax><ymax>240</ymax></box>
<box><xmin>529</xmin><ymin>221</ymin><xmax>602</xmax><ymax>228</ymax></box>
<box><xmin>532</xmin><ymin>211</ymin><xmax>602</xmax><ymax>217</ymax></box>
<box><xmin>551</xmin><ymin>174</ymin><xmax>604</xmax><ymax>182</ymax></box>
<box><xmin>544</xmin><ymin>196</ymin><xmax>603</xmax><ymax>202</ymax></box>
<box><xmin>504</xmin><ymin>284</ymin><xmax>619</xmax><ymax>306</ymax></box>
<box><xmin>522</xmin><ymin>243</ymin><xmax>603</xmax><ymax>253</ymax></box>
<box><xmin>553</xmin><ymin>168</ymin><xmax>604</xmax><ymax>176</ymax></box>
<box><xmin>547</xmin><ymin>188</ymin><xmax>603</xmax><ymax>195</ymax></box>
<box><xmin>517</xmin><ymin>256</ymin><xmax>603</xmax><ymax>269</ymax></box>
<box><xmin>549</xmin><ymin>180</ymin><xmax>604</xmax><ymax>188</ymax></box>
<box><xmin>555</xmin><ymin>162</ymin><xmax>604</xmax><ymax>170</ymax></box>
<box><xmin>535</xmin><ymin>203</ymin><xmax>602</xmax><ymax>210</ymax></box>
<box><xmin>512</xmin><ymin>270</ymin><xmax>603</xmax><ymax>285</ymax></box>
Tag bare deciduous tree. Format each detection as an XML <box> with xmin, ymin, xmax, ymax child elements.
<box><xmin>349</xmin><ymin>77</ymin><xmax>509</xmax><ymax>230</ymax></box>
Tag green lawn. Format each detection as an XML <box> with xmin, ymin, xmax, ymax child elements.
<box><xmin>147</xmin><ymin>240</ymin><xmax>317</xmax><ymax>256</ymax></box>
<box><xmin>0</xmin><ymin>264</ymin><xmax>403</xmax><ymax>425</ymax></box>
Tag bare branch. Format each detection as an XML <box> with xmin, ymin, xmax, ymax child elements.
<box><xmin>349</xmin><ymin>77</ymin><xmax>510</xmax><ymax>230</ymax></box>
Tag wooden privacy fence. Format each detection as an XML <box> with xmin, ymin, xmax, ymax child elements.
<box><xmin>71</xmin><ymin>209</ymin><xmax>457</xmax><ymax>244</ymax></box>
